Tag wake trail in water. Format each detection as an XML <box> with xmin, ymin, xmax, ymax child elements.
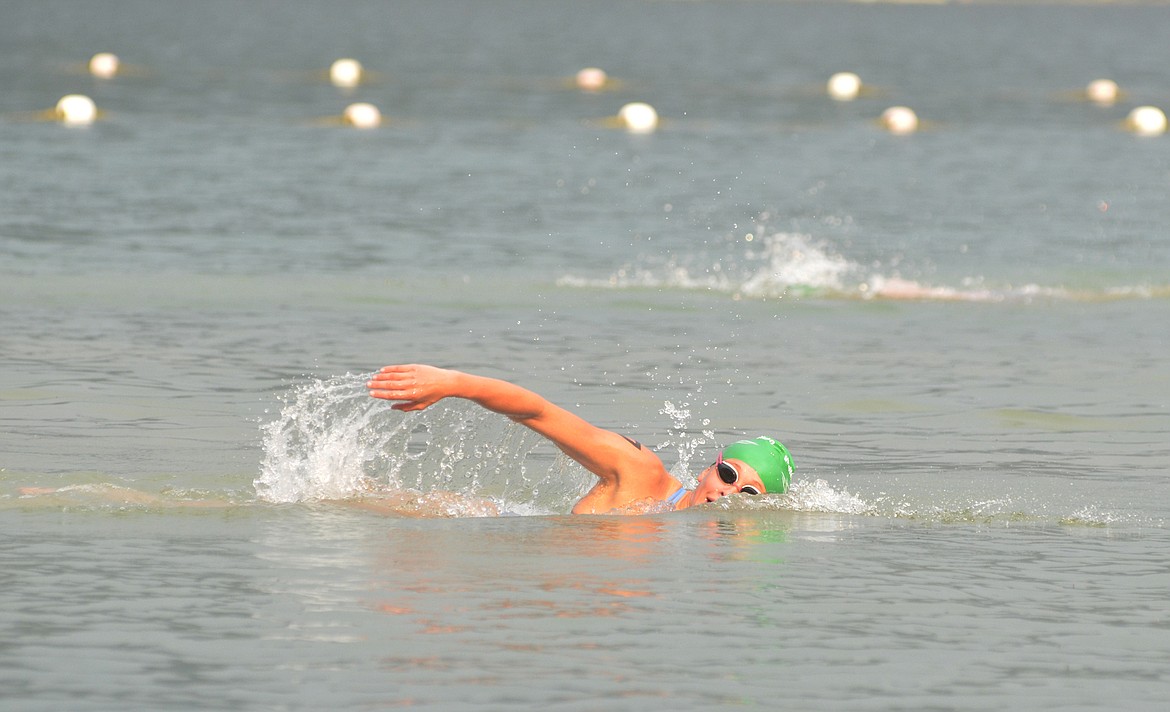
<box><xmin>558</xmin><ymin>232</ymin><xmax>1170</xmax><ymax>304</ymax></box>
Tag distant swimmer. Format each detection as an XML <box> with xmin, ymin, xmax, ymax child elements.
<box><xmin>367</xmin><ymin>364</ymin><xmax>795</xmax><ymax>514</ymax></box>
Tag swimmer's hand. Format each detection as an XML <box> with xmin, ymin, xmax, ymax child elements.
<box><xmin>367</xmin><ymin>364</ymin><xmax>457</xmax><ymax>412</ymax></box>
<box><xmin>367</xmin><ymin>364</ymin><xmax>545</xmax><ymax>422</ymax></box>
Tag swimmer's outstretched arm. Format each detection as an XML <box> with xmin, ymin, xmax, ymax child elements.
<box><xmin>369</xmin><ymin>364</ymin><xmax>547</xmax><ymax>417</ymax></box>
<box><xmin>367</xmin><ymin>364</ymin><xmax>634</xmax><ymax>479</ymax></box>
<box><xmin>367</xmin><ymin>364</ymin><xmax>678</xmax><ymax>510</ymax></box>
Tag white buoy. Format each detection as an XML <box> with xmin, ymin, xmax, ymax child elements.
<box><xmin>880</xmin><ymin>106</ymin><xmax>918</xmax><ymax>135</ymax></box>
<box><xmin>1125</xmin><ymin>106</ymin><xmax>1167</xmax><ymax>137</ymax></box>
<box><xmin>89</xmin><ymin>52</ymin><xmax>120</xmax><ymax>79</ymax></box>
<box><xmin>827</xmin><ymin>72</ymin><xmax>862</xmax><ymax>101</ymax></box>
<box><xmin>576</xmin><ymin>67</ymin><xmax>608</xmax><ymax>92</ymax></box>
<box><xmin>55</xmin><ymin>94</ymin><xmax>97</xmax><ymax>126</ymax></box>
<box><xmin>618</xmin><ymin>102</ymin><xmax>658</xmax><ymax>134</ymax></box>
<box><xmin>330</xmin><ymin>58</ymin><xmax>363</xmax><ymax>88</ymax></box>
<box><xmin>343</xmin><ymin>102</ymin><xmax>381</xmax><ymax>128</ymax></box>
<box><xmin>1085</xmin><ymin>79</ymin><xmax>1119</xmax><ymax>106</ymax></box>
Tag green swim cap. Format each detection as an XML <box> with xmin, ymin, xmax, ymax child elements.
<box><xmin>721</xmin><ymin>436</ymin><xmax>794</xmax><ymax>494</ymax></box>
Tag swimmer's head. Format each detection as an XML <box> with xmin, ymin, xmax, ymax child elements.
<box><xmin>720</xmin><ymin>436</ymin><xmax>794</xmax><ymax>494</ymax></box>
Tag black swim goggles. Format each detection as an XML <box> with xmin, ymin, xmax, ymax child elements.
<box><xmin>715</xmin><ymin>454</ymin><xmax>761</xmax><ymax>495</ymax></box>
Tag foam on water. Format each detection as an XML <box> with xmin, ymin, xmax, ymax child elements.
<box><xmin>779</xmin><ymin>478</ymin><xmax>874</xmax><ymax>515</ymax></box>
<box><xmin>862</xmin><ymin>489</ymin><xmax>1154</xmax><ymax>528</ymax></box>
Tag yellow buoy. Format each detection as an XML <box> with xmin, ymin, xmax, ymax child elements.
<box><xmin>89</xmin><ymin>52</ymin><xmax>120</xmax><ymax>79</ymax></box>
<box><xmin>827</xmin><ymin>72</ymin><xmax>862</xmax><ymax>101</ymax></box>
<box><xmin>343</xmin><ymin>102</ymin><xmax>381</xmax><ymax>128</ymax></box>
<box><xmin>1125</xmin><ymin>106</ymin><xmax>1167</xmax><ymax>137</ymax></box>
<box><xmin>1085</xmin><ymin>79</ymin><xmax>1119</xmax><ymax>106</ymax></box>
<box><xmin>330</xmin><ymin>58</ymin><xmax>364</xmax><ymax>88</ymax></box>
<box><xmin>55</xmin><ymin>94</ymin><xmax>97</xmax><ymax>126</ymax></box>
<box><xmin>879</xmin><ymin>106</ymin><xmax>918</xmax><ymax>135</ymax></box>
<box><xmin>575</xmin><ymin>67</ymin><xmax>608</xmax><ymax>92</ymax></box>
<box><xmin>618</xmin><ymin>102</ymin><xmax>658</xmax><ymax>134</ymax></box>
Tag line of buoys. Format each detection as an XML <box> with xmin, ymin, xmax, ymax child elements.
<box><xmin>38</xmin><ymin>57</ymin><xmax>1169</xmax><ymax>139</ymax></box>
<box><xmin>55</xmin><ymin>94</ymin><xmax>98</xmax><ymax>126</ymax></box>
<box><xmin>89</xmin><ymin>52</ymin><xmax>120</xmax><ymax>79</ymax></box>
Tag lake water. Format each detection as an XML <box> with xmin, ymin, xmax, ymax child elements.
<box><xmin>2</xmin><ymin>1</ymin><xmax>1169</xmax><ymax>709</ymax></box>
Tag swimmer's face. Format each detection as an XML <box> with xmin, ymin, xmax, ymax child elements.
<box><xmin>691</xmin><ymin>458</ymin><xmax>766</xmax><ymax>504</ymax></box>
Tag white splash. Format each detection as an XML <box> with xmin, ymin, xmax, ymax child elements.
<box><xmin>558</xmin><ymin>232</ymin><xmax>859</xmax><ymax>299</ymax></box>
<box><xmin>255</xmin><ymin>374</ymin><xmax>584</xmax><ymax>511</ymax></box>
<box><xmin>779</xmin><ymin>478</ymin><xmax>874</xmax><ymax>515</ymax></box>
<box><xmin>658</xmin><ymin>398</ymin><xmax>716</xmax><ymax>486</ymax></box>
<box><xmin>256</xmin><ymin>374</ymin><xmax>393</xmax><ymax>503</ymax></box>
<box><xmin>738</xmin><ymin>233</ymin><xmax>856</xmax><ymax>297</ymax></box>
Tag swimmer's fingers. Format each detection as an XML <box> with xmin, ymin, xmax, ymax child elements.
<box><xmin>373</xmin><ymin>364</ymin><xmax>419</xmax><ymax>378</ymax></box>
<box><xmin>366</xmin><ymin>380</ymin><xmax>428</xmax><ymax>406</ymax></box>
<box><xmin>367</xmin><ymin>386</ymin><xmax>433</xmax><ymax>411</ymax></box>
<box><xmin>367</xmin><ymin>364</ymin><xmax>449</xmax><ymax>410</ymax></box>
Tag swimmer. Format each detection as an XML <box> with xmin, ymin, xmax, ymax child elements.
<box><xmin>367</xmin><ymin>364</ymin><xmax>794</xmax><ymax>514</ymax></box>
